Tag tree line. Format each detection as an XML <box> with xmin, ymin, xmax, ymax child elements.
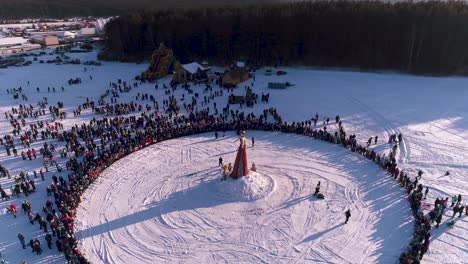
<box><xmin>0</xmin><ymin>0</ymin><xmax>279</xmax><ymax>20</ymax></box>
<box><xmin>99</xmin><ymin>1</ymin><xmax>468</xmax><ymax>75</ymax></box>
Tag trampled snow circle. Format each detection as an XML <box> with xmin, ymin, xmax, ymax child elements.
<box><xmin>75</xmin><ymin>131</ymin><xmax>413</xmax><ymax>263</ymax></box>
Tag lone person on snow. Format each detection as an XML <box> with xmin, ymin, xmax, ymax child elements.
<box><xmin>345</xmin><ymin>209</ymin><xmax>351</xmax><ymax>224</ymax></box>
<box><xmin>314</xmin><ymin>181</ymin><xmax>321</xmax><ymax>196</ymax></box>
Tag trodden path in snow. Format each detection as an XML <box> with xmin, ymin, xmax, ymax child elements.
<box><xmin>75</xmin><ymin>131</ymin><xmax>413</xmax><ymax>264</ymax></box>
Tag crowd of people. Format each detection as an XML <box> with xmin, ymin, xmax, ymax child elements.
<box><xmin>0</xmin><ymin>99</ymin><xmax>349</xmax><ymax>262</ymax></box>
<box><xmin>0</xmin><ymin>72</ymin><xmax>465</xmax><ymax>264</ymax></box>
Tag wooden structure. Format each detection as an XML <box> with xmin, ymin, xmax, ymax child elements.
<box><xmin>173</xmin><ymin>62</ymin><xmax>210</xmax><ymax>83</ymax></box>
<box><xmin>228</xmin><ymin>95</ymin><xmax>245</xmax><ymax>104</ymax></box>
<box><xmin>31</xmin><ymin>36</ymin><xmax>59</xmax><ymax>46</ymax></box>
<box><xmin>222</xmin><ymin>67</ymin><xmax>250</xmax><ymax>88</ymax></box>
<box><xmin>228</xmin><ymin>88</ymin><xmax>255</xmax><ymax>104</ymax></box>
<box><xmin>143</xmin><ymin>43</ymin><xmax>175</xmax><ymax>81</ymax></box>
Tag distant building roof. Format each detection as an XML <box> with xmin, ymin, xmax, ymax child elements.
<box><xmin>30</xmin><ymin>35</ymin><xmax>59</xmax><ymax>46</ymax></box>
<box><xmin>0</xmin><ymin>37</ymin><xmax>28</xmax><ymax>47</ymax></box>
<box><xmin>80</xmin><ymin>27</ymin><xmax>96</xmax><ymax>36</ymax></box>
<box><xmin>63</xmin><ymin>31</ymin><xmax>75</xmax><ymax>37</ymax></box>
<box><xmin>181</xmin><ymin>62</ymin><xmax>209</xmax><ymax>74</ymax></box>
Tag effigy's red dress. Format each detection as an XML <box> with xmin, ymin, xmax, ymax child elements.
<box><xmin>230</xmin><ymin>136</ymin><xmax>249</xmax><ymax>179</ymax></box>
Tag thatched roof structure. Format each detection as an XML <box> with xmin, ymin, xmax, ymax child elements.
<box><xmin>222</xmin><ymin>67</ymin><xmax>250</xmax><ymax>87</ymax></box>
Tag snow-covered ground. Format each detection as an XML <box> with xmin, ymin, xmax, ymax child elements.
<box><xmin>75</xmin><ymin>131</ymin><xmax>413</xmax><ymax>263</ymax></box>
<box><xmin>0</xmin><ymin>49</ymin><xmax>466</xmax><ymax>263</ymax></box>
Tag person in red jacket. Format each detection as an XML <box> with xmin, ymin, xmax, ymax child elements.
<box><xmin>9</xmin><ymin>203</ymin><xmax>17</xmax><ymax>218</ymax></box>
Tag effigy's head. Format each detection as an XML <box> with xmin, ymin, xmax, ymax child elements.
<box><xmin>241</xmin><ymin>130</ymin><xmax>246</xmax><ymax>137</ymax></box>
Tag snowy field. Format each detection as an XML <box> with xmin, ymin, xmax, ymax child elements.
<box><xmin>0</xmin><ymin>50</ymin><xmax>466</xmax><ymax>263</ymax></box>
<box><xmin>75</xmin><ymin>131</ymin><xmax>413</xmax><ymax>263</ymax></box>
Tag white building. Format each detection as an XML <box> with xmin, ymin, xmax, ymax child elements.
<box><xmin>0</xmin><ymin>37</ymin><xmax>28</xmax><ymax>48</ymax></box>
<box><xmin>30</xmin><ymin>36</ymin><xmax>59</xmax><ymax>46</ymax></box>
<box><xmin>0</xmin><ymin>37</ymin><xmax>41</xmax><ymax>55</ymax></box>
<box><xmin>80</xmin><ymin>28</ymin><xmax>96</xmax><ymax>36</ymax></box>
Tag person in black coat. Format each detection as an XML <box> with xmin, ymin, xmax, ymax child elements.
<box><xmin>56</xmin><ymin>239</ymin><xmax>63</xmax><ymax>252</ymax></box>
<box><xmin>45</xmin><ymin>234</ymin><xmax>53</xmax><ymax>249</ymax></box>
<box><xmin>314</xmin><ymin>181</ymin><xmax>321</xmax><ymax>195</ymax></box>
<box><xmin>458</xmin><ymin>205</ymin><xmax>465</xmax><ymax>218</ymax></box>
<box><xmin>435</xmin><ymin>214</ymin><xmax>442</xmax><ymax>228</ymax></box>
<box><xmin>345</xmin><ymin>209</ymin><xmax>351</xmax><ymax>224</ymax></box>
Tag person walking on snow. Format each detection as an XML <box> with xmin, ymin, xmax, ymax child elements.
<box><xmin>417</xmin><ymin>170</ymin><xmax>423</xmax><ymax>180</ymax></box>
<box><xmin>345</xmin><ymin>209</ymin><xmax>351</xmax><ymax>224</ymax></box>
<box><xmin>33</xmin><ymin>239</ymin><xmax>42</xmax><ymax>255</ymax></box>
<box><xmin>314</xmin><ymin>181</ymin><xmax>321</xmax><ymax>195</ymax></box>
<box><xmin>458</xmin><ymin>205</ymin><xmax>465</xmax><ymax>218</ymax></box>
<box><xmin>457</xmin><ymin>194</ymin><xmax>462</xmax><ymax>205</ymax></box>
<box><xmin>29</xmin><ymin>240</ymin><xmax>34</xmax><ymax>253</ymax></box>
<box><xmin>451</xmin><ymin>195</ymin><xmax>457</xmax><ymax>207</ymax></box>
<box><xmin>251</xmin><ymin>137</ymin><xmax>255</xmax><ymax>147</ymax></box>
<box><xmin>45</xmin><ymin>234</ymin><xmax>52</xmax><ymax>249</ymax></box>
<box><xmin>218</xmin><ymin>157</ymin><xmax>223</xmax><ymax>167</ymax></box>
<box><xmin>452</xmin><ymin>204</ymin><xmax>460</xmax><ymax>218</ymax></box>
<box><xmin>9</xmin><ymin>204</ymin><xmax>16</xmax><ymax>218</ymax></box>
<box><xmin>424</xmin><ymin>187</ymin><xmax>429</xmax><ymax>199</ymax></box>
<box><xmin>435</xmin><ymin>214</ymin><xmax>442</xmax><ymax>228</ymax></box>
<box><xmin>17</xmin><ymin>233</ymin><xmax>26</xmax><ymax>249</ymax></box>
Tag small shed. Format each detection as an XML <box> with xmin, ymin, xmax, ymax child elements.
<box><xmin>44</xmin><ymin>36</ymin><xmax>59</xmax><ymax>46</ymax></box>
<box><xmin>31</xmin><ymin>36</ymin><xmax>59</xmax><ymax>46</ymax></box>
<box><xmin>174</xmin><ymin>62</ymin><xmax>210</xmax><ymax>82</ymax></box>
<box><xmin>228</xmin><ymin>95</ymin><xmax>245</xmax><ymax>104</ymax></box>
<box><xmin>228</xmin><ymin>87</ymin><xmax>256</xmax><ymax>105</ymax></box>
<box><xmin>222</xmin><ymin>67</ymin><xmax>250</xmax><ymax>88</ymax></box>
